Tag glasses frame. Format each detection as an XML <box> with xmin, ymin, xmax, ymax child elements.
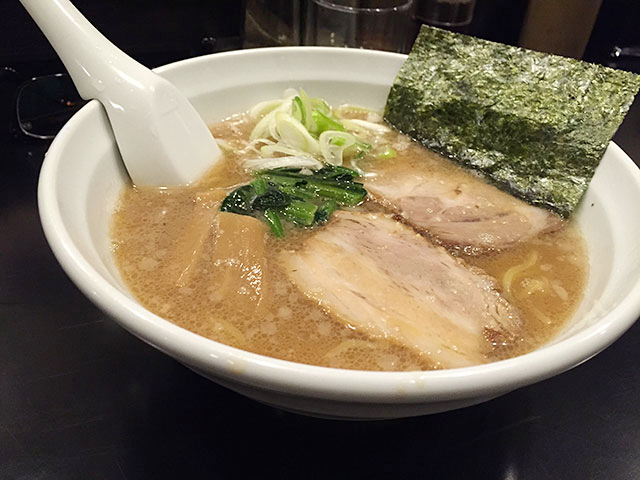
<box><xmin>13</xmin><ymin>72</ymin><xmax>86</xmax><ymax>141</ymax></box>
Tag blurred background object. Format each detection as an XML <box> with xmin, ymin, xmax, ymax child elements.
<box><xmin>1</xmin><ymin>6</ymin><xmax>640</xmax><ymax>477</ymax></box>
<box><xmin>3</xmin><ymin>0</ymin><xmax>640</xmax><ymax>155</ymax></box>
<box><xmin>303</xmin><ymin>0</ymin><xmax>416</xmax><ymax>52</ymax></box>
<box><xmin>14</xmin><ymin>73</ymin><xmax>85</xmax><ymax>141</ymax></box>
<box><xmin>244</xmin><ymin>0</ymin><xmax>302</xmax><ymax>47</ymax></box>
<box><xmin>1</xmin><ymin>0</ymin><xmax>245</xmax><ymax>154</ymax></box>
<box><xmin>518</xmin><ymin>0</ymin><xmax>603</xmax><ymax>59</ymax></box>
<box><xmin>583</xmin><ymin>0</ymin><xmax>640</xmax><ymax>73</ymax></box>
<box><xmin>2</xmin><ymin>0</ymin><xmax>245</xmax><ymax>73</ymax></box>
<box><xmin>415</xmin><ymin>0</ymin><xmax>476</xmax><ymax>33</ymax></box>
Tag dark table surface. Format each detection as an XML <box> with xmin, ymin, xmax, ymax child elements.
<box><xmin>1</xmin><ymin>83</ymin><xmax>640</xmax><ymax>480</ymax></box>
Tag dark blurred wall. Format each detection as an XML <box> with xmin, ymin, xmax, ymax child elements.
<box><xmin>583</xmin><ymin>0</ymin><xmax>640</xmax><ymax>72</ymax></box>
<box><xmin>468</xmin><ymin>0</ymin><xmax>530</xmax><ymax>46</ymax></box>
<box><xmin>1</xmin><ymin>0</ymin><xmax>245</xmax><ymax>74</ymax></box>
<box><xmin>431</xmin><ymin>0</ymin><xmax>640</xmax><ymax>73</ymax></box>
<box><xmin>0</xmin><ymin>0</ymin><xmax>245</xmax><ymax>148</ymax></box>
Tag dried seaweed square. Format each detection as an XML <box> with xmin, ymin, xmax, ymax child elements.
<box><xmin>384</xmin><ymin>25</ymin><xmax>640</xmax><ymax>216</ymax></box>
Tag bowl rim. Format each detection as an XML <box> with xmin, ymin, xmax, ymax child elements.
<box><xmin>38</xmin><ymin>46</ymin><xmax>640</xmax><ymax>404</ymax></box>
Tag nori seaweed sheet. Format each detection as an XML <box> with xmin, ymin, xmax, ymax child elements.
<box><xmin>384</xmin><ymin>25</ymin><xmax>640</xmax><ymax>217</ymax></box>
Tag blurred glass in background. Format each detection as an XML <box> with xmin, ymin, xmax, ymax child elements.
<box><xmin>245</xmin><ymin>0</ymin><xmax>416</xmax><ymax>53</ymax></box>
<box><xmin>303</xmin><ymin>0</ymin><xmax>416</xmax><ymax>53</ymax></box>
<box><xmin>416</xmin><ymin>0</ymin><xmax>476</xmax><ymax>32</ymax></box>
<box><xmin>244</xmin><ymin>0</ymin><xmax>302</xmax><ymax>47</ymax></box>
<box><xmin>5</xmin><ymin>0</ymin><xmax>640</xmax><ymax>150</ymax></box>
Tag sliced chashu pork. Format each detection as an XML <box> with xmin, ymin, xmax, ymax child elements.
<box><xmin>364</xmin><ymin>156</ymin><xmax>562</xmax><ymax>254</ymax></box>
<box><xmin>279</xmin><ymin>211</ymin><xmax>522</xmax><ymax>368</ymax></box>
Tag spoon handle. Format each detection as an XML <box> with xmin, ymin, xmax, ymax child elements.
<box><xmin>20</xmin><ymin>0</ymin><xmax>152</xmax><ymax>101</ymax></box>
<box><xmin>19</xmin><ymin>0</ymin><xmax>221</xmax><ymax>186</ymax></box>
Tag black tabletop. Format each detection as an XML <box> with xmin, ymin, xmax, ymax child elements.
<box><xmin>1</xmin><ymin>90</ymin><xmax>639</xmax><ymax>480</ymax></box>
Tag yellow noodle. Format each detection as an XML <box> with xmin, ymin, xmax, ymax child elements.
<box><xmin>528</xmin><ymin>305</ymin><xmax>553</xmax><ymax>326</ymax></box>
<box><xmin>551</xmin><ymin>281</ymin><xmax>569</xmax><ymax>302</ymax></box>
<box><xmin>520</xmin><ymin>277</ymin><xmax>550</xmax><ymax>296</ymax></box>
<box><xmin>502</xmin><ymin>251</ymin><xmax>539</xmax><ymax>294</ymax></box>
<box><xmin>214</xmin><ymin>319</ymin><xmax>247</xmax><ymax>345</ymax></box>
<box><xmin>324</xmin><ymin>339</ymin><xmax>376</xmax><ymax>358</ymax></box>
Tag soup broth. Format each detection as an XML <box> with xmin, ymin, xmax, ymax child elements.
<box><xmin>111</xmin><ymin>111</ymin><xmax>588</xmax><ymax>371</ymax></box>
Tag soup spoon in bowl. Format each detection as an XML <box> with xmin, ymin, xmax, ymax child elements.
<box><xmin>20</xmin><ymin>0</ymin><xmax>221</xmax><ymax>186</ymax></box>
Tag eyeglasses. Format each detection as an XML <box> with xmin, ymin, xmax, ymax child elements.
<box><xmin>5</xmin><ymin>34</ymin><xmax>247</xmax><ymax>144</ymax></box>
<box><xmin>13</xmin><ymin>72</ymin><xmax>86</xmax><ymax>141</ymax></box>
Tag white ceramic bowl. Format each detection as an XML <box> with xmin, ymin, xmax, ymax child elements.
<box><xmin>38</xmin><ymin>47</ymin><xmax>640</xmax><ymax>420</ymax></box>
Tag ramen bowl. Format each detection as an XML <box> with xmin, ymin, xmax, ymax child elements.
<box><xmin>38</xmin><ymin>47</ymin><xmax>640</xmax><ymax>419</ymax></box>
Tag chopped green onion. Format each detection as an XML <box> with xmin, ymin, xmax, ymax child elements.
<box><xmin>275</xmin><ymin>112</ymin><xmax>320</xmax><ymax>154</ymax></box>
<box><xmin>249</xmin><ymin>98</ymin><xmax>285</xmax><ymax>119</ymax></box>
<box><xmin>244</xmin><ymin>155</ymin><xmax>323</xmax><ymax>172</ymax></box>
<box><xmin>247</xmin><ymin>89</ymin><xmax>392</xmax><ymax>175</ymax></box>
<box><xmin>312</xmin><ymin>109</ymin><xmax>346</xmax><ymax>135</ymax></box>
<box><xmin>298</xmin><ymin>89</ymin><xmax>317</xmax><ymax>133</ymax></box>
<box><xmin>319</xmin><ymin>131</ymin><xmax>356</xmax><ymax>166</ymax></box>
<box><xmin>292</xmin><ymin>96</ymin><xmax>305</xmax><ymax>124</ymax></box>
<box><xmin>310</xmin><ymin>97</ymin><xmax>331</xmax><ymax>115</ymax></box>
<box><xmin>377</xmin><ymin>146</ymin><xmax>397</xmax><ymax>159</ymax></box>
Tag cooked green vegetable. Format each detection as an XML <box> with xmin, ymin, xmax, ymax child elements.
<box><xmin>384</xmin><ymin>25</ymin><xmax>640</xmax><ymax>217</ymax></box>
<box><xmin>263</xmin><ymin>209</ymin><xmax>285</xmax><ymax>238</ymax></box>
<box><xmin>314</xmin><ymin>200</ymin><xmax>338</xmax><ymax>223</ymax></box>
<box><xmin>220</xmin><ymin>166</ymin><xmax>367</xmax><ymax>237</ymax></box>
<box><xmin>282</xmin><ymin>200</ymin><xmax>318</xmax><ymax>226</ymax></box>
<box><xmin>219</xmin><ymin>185</ymin><xmax>256</xmax><ymax>216</ymax></box>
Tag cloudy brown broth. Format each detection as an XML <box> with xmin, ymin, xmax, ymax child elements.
<box><xmin>110</xmin><ymin>112</ymin><xmax>588</xmax><ymax>371</ymax></box>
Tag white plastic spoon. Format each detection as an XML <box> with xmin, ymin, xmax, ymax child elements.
<box><xmin>20</xmin><ymin>0</ymin><xmax>221</xmax><ymax>186</ymax></box>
